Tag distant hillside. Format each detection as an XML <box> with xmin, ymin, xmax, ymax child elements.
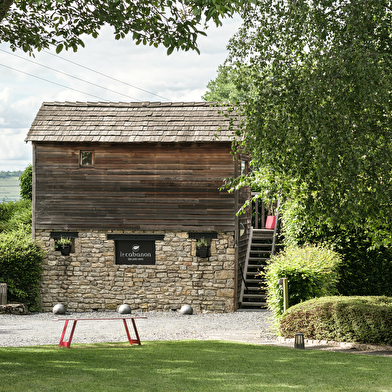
<box><xmin>0</xmin><ymin>171</ymin><xmax>22</xmax><ymax>202</ymax></box>
<box><xmin>0</xmin><ymin>170</ymin><xmax>23</xmax><ymax>179</ymax></box>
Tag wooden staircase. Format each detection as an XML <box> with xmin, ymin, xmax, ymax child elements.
<box><xmin>239</xmin><ymin>219</ymin><xmax>278</xmax><ymax>310</ymax></box>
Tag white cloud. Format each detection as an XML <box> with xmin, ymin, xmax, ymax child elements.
<box><xmin>0</xmin><ymin>127</ymin><xmax>31</xmax><ymax>171</ymax></box>
<box><xmin>0</xmin><ymin>15</ymin><xmax>242</xmax><ymax>171</ymax></box>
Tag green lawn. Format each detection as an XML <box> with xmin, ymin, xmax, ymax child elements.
<box><xmin>1</xmin><ymin>340</ymin><xmax>391</xmax><ymax>391</ymax></box>
<box><xmin>0</xmin><ymin>176</ymin><xmax>20</xmax><ymax>202</ymax></box>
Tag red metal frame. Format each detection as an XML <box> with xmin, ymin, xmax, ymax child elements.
<box><xmin>54</xmin><ymin>317</ymin><xmax>146</xmax><ymax>348</ymax></box>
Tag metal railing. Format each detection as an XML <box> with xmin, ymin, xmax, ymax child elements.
<box><xmin>251</xmin><ymin>192</ymin><xmax>277</xmax><ymax>229</ymax></box>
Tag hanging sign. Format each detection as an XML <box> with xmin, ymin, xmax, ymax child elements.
<box><xmin>115</xmin><ymin>240</ymin><xmax>156</xmax><ymax>265</ymax></box>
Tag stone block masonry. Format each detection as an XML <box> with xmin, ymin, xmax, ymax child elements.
<box><xmin>36</xmin><ymin>230</ymin><xmax>236</xmax><ymax>313</ymax></box>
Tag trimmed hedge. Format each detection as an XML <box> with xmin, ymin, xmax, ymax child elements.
<box><xmin>279</xmin><ymin>296</ymin><xmax>392</xmax><ymax>346</ymax></box>
<box><xmin>263</xmin><ymin>245</ymin><xmax>341</xmax><ymax>319</ymax></box>
<box><xmin>0</xmin><ymin>228</ymin><xmax>44</xmax><ymax>311</ymax></box>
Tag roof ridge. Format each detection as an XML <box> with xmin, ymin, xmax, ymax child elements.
<box><xmin>42</xmin><ymin>101</ymin><xmax>223</xmax><ymax>108</ymax></box>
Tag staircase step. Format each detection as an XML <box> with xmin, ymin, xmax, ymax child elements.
<box><xmin>245</xmin><ymin>272</ymin><xmax>262</xmax><ymax>277</ymax></box>
<box><xmin>240</xmin><ymin>302</ymin><xmax>268</xmax><ymax>307</ymax></box>
<box><xmin>252</xmin><ymin>234</ymin><xmax>274</xmax><ymax>239</ymax></box>
<box><xmin>245</xmin><ymin>278</ymin><xmax>265</xmax><ymax>283</ymax></box>
<box><xmin>250</xmin><ymin>255</ymin><xmax>271</xmax><ymax>258</ymax></box>
<box><xmin>243</xmin><ymin>293</ymin><xmax>267</xmax><ymax>299</ymax></box>
<box><xmin>249</xmin><ymin>258</ymin><xmax>269</xmax><ymax>262</ymax></box>
<box><xmin>239</xmin><ymin>224</ymin><xmax>277</xmax><ymax>311</ymax></box>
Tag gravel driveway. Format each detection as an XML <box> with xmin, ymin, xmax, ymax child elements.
<box><xmin>0</xmin><ymin>310</ymin><xmax>276</xmax><ymax>348</ymax></box>
<box><xmin>3</xmin><ymin>310</ymin><xmax>392</xmax><ymax>356</ymax></box>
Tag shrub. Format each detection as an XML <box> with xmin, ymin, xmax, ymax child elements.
<box><xmin>280</xmin><ymin>199</ymin><xmax>392</xmax><ymax>297</ymax></box>
<box><xmin>0</xmin><ymin>199</ymin><xmax>32</xmax><ymax>233</ymax></box>
<box><xmin>0</xmin><ymin>228</ymin><xmax>44</xmax><ymax>311</ymax></box>
<box><xmin>279</xmin><ymin>296</ymin><xmax>392</xmax><ymax>346</ymax></box>
<box><xmin>263</xmin><ymin>244</ymin><xmax>342</xmax><ymax>319</ymax></box>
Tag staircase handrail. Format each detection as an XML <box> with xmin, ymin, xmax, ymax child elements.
<box><xmin>239</xmin><ymin>226</ymin><xmax>254</xmax><ymax>304</ymax></box>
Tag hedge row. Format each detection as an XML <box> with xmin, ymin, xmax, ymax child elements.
<box><xmin>0</xmin><ymin>226</ymin><xmax>44</xmax><ymax>311</ymax></box>
<box><xmin>279</xmin><ymin>296</ymin><xmax>392</xmax><ymax>346</ymax></box>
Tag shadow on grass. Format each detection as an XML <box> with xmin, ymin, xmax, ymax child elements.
<box><xmin>1</xmin><ymin>340</ymin><xmax>391</xmax><ymax>391</ymax></box>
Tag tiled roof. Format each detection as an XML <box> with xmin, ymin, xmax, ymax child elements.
<box><xmin>25</xmin><ymin>101</ymin><xmax>239</xmax><ymax>143</ymax></box>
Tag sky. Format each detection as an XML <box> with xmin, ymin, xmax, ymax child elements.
<box><xmin>0</xmin><ymin>16</ymin><xmax>242</xmax><ymax>172</ymax></box>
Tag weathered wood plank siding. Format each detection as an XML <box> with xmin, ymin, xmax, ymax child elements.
<box><xmin>34</xmin><ymin>141</ymin><xmax>236</xmax><ymax>231</ymax></box>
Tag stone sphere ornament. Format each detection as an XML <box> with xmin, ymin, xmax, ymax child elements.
<box><xmin>179</xmin><ymin>304</ymin><xmax>193</xmax><ymax>315</ymax></box>
<box><xmin>118</xmin><ymin>304</ymin><xmax>132</xmax><ymax>314</ymax></box>
<box><xmin>52</xmin><ymin>303</ymin><xmax>66</xmax><ymax>315</ymax></box>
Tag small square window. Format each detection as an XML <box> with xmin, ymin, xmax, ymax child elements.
<box><xmin>241</xmin><ymin>160</ymin><xmax>247</xmax><ymax>175</ymax></box>
<box><xmin>80</xmin><ymin>151</ymin><xmax>94</xmax><ymax>167</ymax></box>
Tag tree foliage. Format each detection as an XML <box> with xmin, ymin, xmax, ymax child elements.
<box><xmin>281</xmin><ymin>200</ymin><xmax>392</xmax><ymax>297</ymax></box>
<box><xmin>202</xmin><ymin>64</ymin><xmax>252</xmax><ymax>102</ymax></box>
<box><xmin>226</xmin><ymin>0</ymin><xmax>392</xmax><ymax>246</ymax></box>
<box><xmin>0</xmin><ymin>0</ymin><xmax>245</xmax><ymax>54</ymax></box>
<box><xmin>19</xmin><ymin>164</ymin><xmax>32</xmax><ymax>201</ymax></box>
<box><xmin>0</xmin><ymin>170</ymin><xmax>22</xmax><ymax>179</ymax></box>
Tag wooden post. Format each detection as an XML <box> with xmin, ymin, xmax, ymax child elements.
<box><xmin>282</xmin><ymin>278</ymin><xmax>289</xmax><ymax>312</ymax></box>
<box><xmin>32</xmin><ymin>143</ymin><xmax>36</xmax><ymax>239</ymax></box>
<box><xmin>0</xmin><ymin>283</ymin><xmax>7</xmax><ymax>305</ymax></box>
<box><xmin>234</xmin><ymin>156</ymin><xmax>240</xmax><ymax>310</ymax></box>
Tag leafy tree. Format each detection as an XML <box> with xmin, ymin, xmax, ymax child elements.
<box><xmin>19</xmin><ymin>164</ymin><xmax>32</xmax><ymax>201</ymax></box>
<box><xmin>226</xmin><ymin>0</ymin><xmax>392</xmax><ymax>246</ymax></box>
<box><xmin>0</xmin><ymin>0</ymin><xmax>245</xmax><ymax>54</ymax></box>
<box><xmin>202</xmin><ymin>64</ymin><xmax>252</xmax><ymax>102</ymax></box>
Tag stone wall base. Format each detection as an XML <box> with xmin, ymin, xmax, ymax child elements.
<box><xmin>36</xmin><ymin>230</ymin><xmax>237</xmax><ymax>313</ymax></box>
<box><xmin>0</xmin><ymin>304</ymin><xmax>28</xmax><ymax>314</ymax></box>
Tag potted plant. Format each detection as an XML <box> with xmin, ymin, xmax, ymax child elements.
<box><xmin>196</xmin><ymin>237</ymin><xmax>208</xmax><ymax>258</ymax></box>
<box><xmin>56</xmin><ymin>237</ymin><xmax>72</xmax><ymax>256</ymax></box>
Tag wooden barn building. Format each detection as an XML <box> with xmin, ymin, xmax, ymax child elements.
<box><xmin>25</xmin><ymin>101</ymin><xmax>252</xmax><ymax>313</ymax></box>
